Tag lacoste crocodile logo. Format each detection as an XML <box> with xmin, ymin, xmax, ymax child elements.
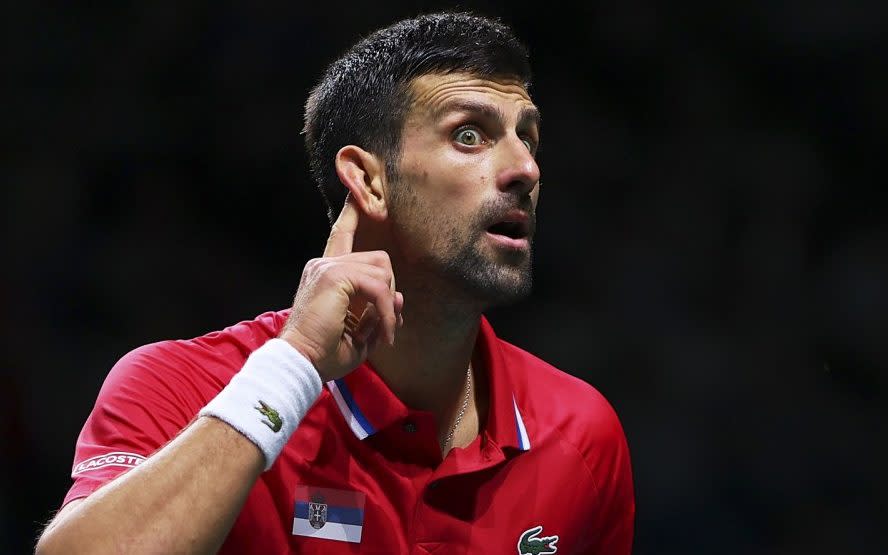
<box><xmin>255</xmin><ymin>400</ymin><xmax>283</xmax><ymax>432</ymax></box>
<box><xmin>517</xmin><ymin>525</ymin><xmax>559</xmax><ymax>555</ymax></box>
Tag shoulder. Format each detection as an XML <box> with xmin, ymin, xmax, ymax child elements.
<box><xmin>100</xmin><ymin>310</ymin><xmax>288</xmax><ymax>406</ymax></box>
<box><xmin>499</xmin><ymin>341</ymin><xmax>636</xmax><ymax>552</ymax></box>
<box><xmin>497</xmin><ymin>339</ymin><xmax>628</xmax><ymax>462</ymax></box>
<box><xmin>62</xmin><ymin>310</ymin><xmax>291</xmax><ymax>506</ymax></box>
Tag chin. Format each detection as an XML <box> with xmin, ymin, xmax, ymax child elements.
<box><xmin>430</xmin><ymin>235</ymin><xmax>534</xmax><ymax>306</ymax></box>
<box><xmin>483</xmin><ymin>281</ymin><xmax>533</xmax><ymax>307</ymax></box>
<box><xmin>461</xmin><ymin>259</ymin><xmax>534</xmax><ymax>307</ymax></box>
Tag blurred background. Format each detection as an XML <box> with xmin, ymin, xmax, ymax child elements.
<box><xmin>3</xmin><ymin>1</ymin><xmax>887</xmax><ymax>553</ymax></box>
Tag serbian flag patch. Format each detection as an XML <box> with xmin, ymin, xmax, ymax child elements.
<box><xmin>292</xmin><ymin>485</ymin><xmax>366</xmax><ymax>543</ymax></box>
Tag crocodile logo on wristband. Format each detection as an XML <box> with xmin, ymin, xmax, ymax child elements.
<box><xmin>255</xmin><ymin>400</ymin><xmax>283</xmax><ymax>432</ymax></box>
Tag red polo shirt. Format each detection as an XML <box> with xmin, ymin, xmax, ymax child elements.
<box><xmin>63</xmin><ymin>311</ymin><xmax>634</xmax><ymax>554</ymax></box>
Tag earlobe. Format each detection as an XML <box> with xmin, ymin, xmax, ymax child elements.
<box><xmin>335</xmin><ymin>145</ymin><xmax>388</xmax><ymax>221</ymax></box>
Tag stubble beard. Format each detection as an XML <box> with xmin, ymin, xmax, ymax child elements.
<box><xmin>437</xmin><ymin>228</ymin><xmax>534</xmax><ymax>307</ymax></box>
<box><xmin>389</xmin><ymin>183</ymin><xmax>534</xmax><ymax>309</ymax></box>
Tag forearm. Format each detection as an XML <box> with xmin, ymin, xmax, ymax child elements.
<box><xmin>37</xmin><ymin>416</ymin><xmax>264</xmax><ymax>555</ymax></box>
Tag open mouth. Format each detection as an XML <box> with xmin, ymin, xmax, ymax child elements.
<box><xmin>487</xmin><ymin>220</ymin><xmax>529</xmax><ymax>240</ymax></box>
<box><xmin>485</xmin><ymin>211</ymin><xmax>531</xmax><ymax>248</ymax></box>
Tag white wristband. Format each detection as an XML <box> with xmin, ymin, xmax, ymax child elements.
<box><xmin>199</xmin><ymin>338</ymin><xmax>323</xmax><ymax>471</ymax></box>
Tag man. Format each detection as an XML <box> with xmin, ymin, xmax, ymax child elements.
<box><xmin>37</xmin><ymin>12</ymin><xmax>634</xmax><ymax>554</ymax></box>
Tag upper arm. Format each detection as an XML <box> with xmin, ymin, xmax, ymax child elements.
<box><xmin>61</xmin><ymin>342</ymin><xmax>221</xmax><ymax>507</ymax></box>
<box><xmin>583</xmin><ymin>394</ymin><xmax>635</xmax><ymax>554</ymax></box>
<box><xmin>597</xmin><ymin>422</ymin><xmax>635</xmax><ymax>554</ymax></box>
<box><xmin>561</xmin><ymin>381</ymin><xmax>635</xmax><ymax>554</ymax></box>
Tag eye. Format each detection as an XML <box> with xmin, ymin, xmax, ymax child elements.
<box><xmin>521</xmin><ymin>138</ymin><xmax>533</xmax><ymax>152</ymax></box>
<box><xmin>454</xmin><ymin>127</ymin><xmax>484</xmax><ymax>146</ymax></box>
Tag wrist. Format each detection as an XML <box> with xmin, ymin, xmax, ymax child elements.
<box><xmin>199</xmin><ymin>338</ymin><xmax>323</xmax><ymax>471</ymax></box>
<box><xmin>278</xmin><ymin>327</ymin><xmax>329</xmax><ymax>381</ymax></box>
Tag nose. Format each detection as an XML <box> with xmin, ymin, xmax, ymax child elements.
<box><xmin>495</xmin><ymin>135</ymin><xmax>540</xmax><ymax>197</ymax></box>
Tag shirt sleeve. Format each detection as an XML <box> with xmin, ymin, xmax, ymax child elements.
<box><xmin>592</xmin><ymin>421</ymin><xmax>635</xmax><ymax>554</ymax></box>
<box><xmin>583</xmin><ymin>401</ymin><xmax>635</xmax><ymax>555</ymax></box>
<box><xmin>62</xmin><ymin>341</ymin><xmax>221</xmax><ymax>507</ymax></box>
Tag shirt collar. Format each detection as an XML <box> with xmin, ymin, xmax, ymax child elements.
<box><xmin>325</xmin><ymin>316</ymin><xmax>531</xmax><ymax>452</ymax></box>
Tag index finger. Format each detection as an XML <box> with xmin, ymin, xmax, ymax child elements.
<box><xmin>323</xmin><ymin>193</ymin><xmax>359</xmax><ymax>257</ymax></box>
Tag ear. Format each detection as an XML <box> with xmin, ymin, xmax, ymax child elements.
<box><xmin>335</xmin><ymin>145</ymin><xmax>388</xmax><ymax>221</ymax></box>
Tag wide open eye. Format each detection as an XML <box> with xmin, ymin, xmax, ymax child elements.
<box><xmin>454</xmin><ymin>127</ymin><xmax>483</xmax><ymax>146</ymax></box>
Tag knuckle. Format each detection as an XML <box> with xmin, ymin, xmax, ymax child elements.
<box><xmin>375</xmin><ymin>267</ymin><xmax>392</xmax><ymax>282</ymax></box>
<box><xmin>369</xmin><ymin>278</ymin><xmax>385</xmax><ymax>294</ymax></box>
<box><xmin>316</xmin><ymin>261</ymin><xmax>340</xmax><ymax>283</ymax></box>
<box><xmin>376</xmin><ymin>282</ymin><xmax>392</xmax><ymax>300</ymax></box>
<box><xmin>372</xmin><ymin>250</ymin><xmax>391</xmax><ymax>265</ymax></box>
<box><xmin>305</xmin><ymin>257</ymin><xmax>327</xmax><ymax>275</ymax></box>
<box><xmin>300</xmin><ymin>260</ymin><xmax>319</xmax><ymax>284</ymax></box>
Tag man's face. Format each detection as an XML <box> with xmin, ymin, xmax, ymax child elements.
<box><xmin>387</xmin><ymin>72</ymin><xmax>541</xmax><ymax>307</ymax></box>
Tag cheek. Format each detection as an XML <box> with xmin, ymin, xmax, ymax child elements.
<box><xmin>396</xmin><ymin>146</ymin><xmax>490</xmax><ymax>229</ymax></box>
<box><xmin>402</xmin><ymin>166</ymin><xmax>484</xmax><ymax>220</ymax></box>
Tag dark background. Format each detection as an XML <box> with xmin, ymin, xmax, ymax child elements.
<box><xmin>3</xmin><ymin>2</ymin><xmax>887</xmax><ymax>553</ymax></box>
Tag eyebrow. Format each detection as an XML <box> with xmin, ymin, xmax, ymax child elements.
<box><xmin>433</xmin><ymin>99</ymin><xmax>541</xmax><ymax>130</ymax></box>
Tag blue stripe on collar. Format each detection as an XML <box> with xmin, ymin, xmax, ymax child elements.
<box><xmin>328</xmin><ymin>379</ymin><xmax>376</xmax><ymax>439</ymax></box>
<box><xmin>512</xmin><ymin>395</ymin><xmax>531</xmax><ymax>451</ymax></box>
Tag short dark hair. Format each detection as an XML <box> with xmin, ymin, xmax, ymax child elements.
<box><xmin>303</xmin><ymin>12</ymin><xmax>532</xmax><ymax>223</ymax></box>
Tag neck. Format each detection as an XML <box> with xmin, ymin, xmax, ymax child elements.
<box><xmin>368</xmin><ymin>287</ymin><xmax>481</xmax><ymax>417</ymax></box>
<box><xmin>355</xmin><ymin>225</ymin><xmax>489</xmax><ymax>451</ymax></box>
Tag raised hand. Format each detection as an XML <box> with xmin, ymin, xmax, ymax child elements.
<box><xmin>279</xmin><ymin>195</ymin><xmax>404</xmax><ymax>382</ymax></box>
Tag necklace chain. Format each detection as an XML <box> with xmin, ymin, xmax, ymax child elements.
<box><xmin>443</xmin><ymin>365</ymin><xmax>472</xmax><ymax>448</ymax></box>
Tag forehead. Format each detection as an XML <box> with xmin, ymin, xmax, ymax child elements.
<box><xmin>407</xmin><ymin>73</ymin><xmax>536</xmax><ymax>121</ymax></box>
